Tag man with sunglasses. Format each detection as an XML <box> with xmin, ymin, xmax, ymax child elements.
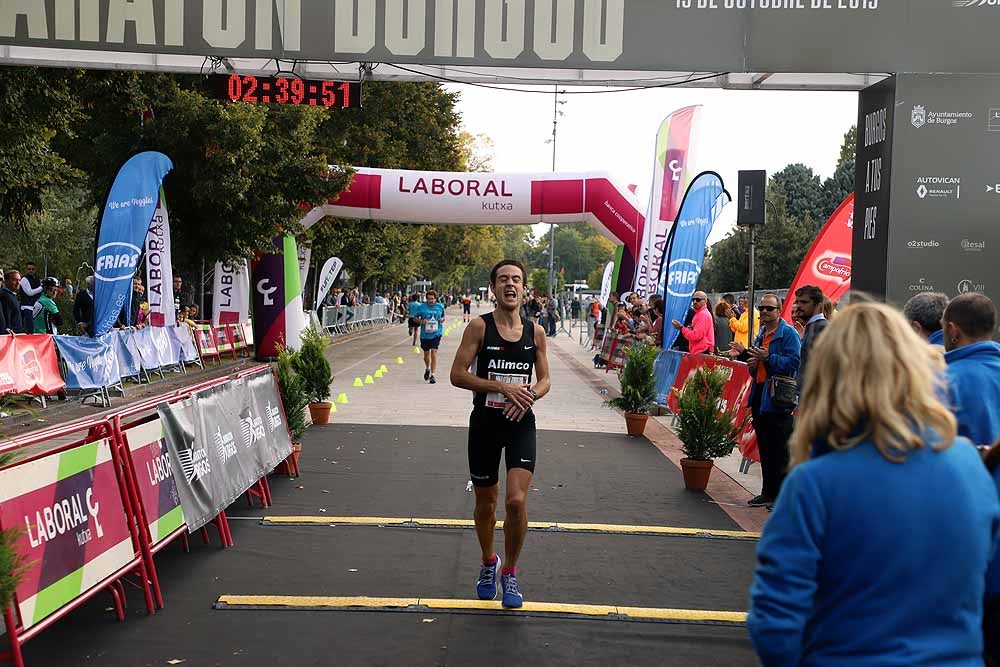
<box><xmin>731</xmin><ymin>294</ymin><xmax>800</xmax><ymax>509</ymax></box>
<box><xmin>671</xmin><ymin>291</ymin><xmax>715</xmax><ymax>355</ymax></box>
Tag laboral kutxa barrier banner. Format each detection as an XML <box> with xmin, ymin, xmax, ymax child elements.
<box><xmin>157</xmin><ymin>370</ymin><xmax>291</xmax><ymax>531</ymax></box>
<box><xmin>2</xmin><ymin>2</ymin><xmax>997</xmax><ymax>76</ymax></box>
<box><xmin>299</xmin><ymin>167</ymin><xmax>646</xmax><ymax>296</ymax></box>
<box><xmin>780</xmin><ymin>194</ymin><xmax>854</xmax><ymax>323</ymax></box>
<box><xmin>124</xmin><ymin>420</ymin><xmax>185</xmax><ymax>545</ymax></box>
<box><xmin>0</xmin><ymin>439</ymin><xmax>133</xmax><ymax>631</ymax></box>
<box><xmin>93</xmin><ymin>151</ymin><xmax>173</xmax><ymax>337</ymax></box>
<box><xmin>658</xmin><ymin>172</ymin><xmax>730</xmax><ymax>351</ymax></box>
<box><xmin>633</xmin><ymin>105</ymin><xmax>701</xmax><ymax>299</ymax></box>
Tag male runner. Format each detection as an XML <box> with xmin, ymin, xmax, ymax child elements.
<box><xmin>416</xmin><ymin>290</ymin><xmax>445</xmax><ymax>384</ymax></box>
<box><xmin>407</xmin><ymin>294</ymin><xmax>421</xmax><ymax>347</ymax></box>
<box><xmin>462</xmin><ymin>292</ymin><xmax>473</xmax><ymax>322</ymax></box>
<box><xmin>450</xmin><ymin>260</ymin><xmax>551</xmax><ymax>608</ymax></box>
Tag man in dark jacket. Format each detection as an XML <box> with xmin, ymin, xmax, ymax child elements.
<box><xmin>732</xmin><ymin>293</ymin><xmax>801</xmax><ymax>508</ymax></box>
<box><xmin>73</xmin><ymin>275</ymin><xmax>96</xmax><ymax>336</ymax></box>
<box><xmin>792</xmin><ymin>285</ymin><xmax>830</xmax><ymax>397</ymax></box>
<box><xmin>1</xmin><ymin>270</ymin><xmax>23</xmax><ymax>333</ymax></box>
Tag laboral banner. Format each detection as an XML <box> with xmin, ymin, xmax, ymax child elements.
<box><xmin>0</xmin><ymin>439</ymin><xmax>133</xmax><ymax>630</ymax></box>
<box><xmin>212</xmin><ymin>260</ymin><xmax>250</xmax><ymax>325</ymax></box>
<box><xmin>301</xmin><ymin>168</ymin><xmax>647</xmax><ymax>294</ymax></box>
<box><xmin>0</xmin><ymin>334</ymin><xmax>65</xmax><ymax>395</ymax></box>
<box><xmin>781</xmin><ymin>194</ymin><xmax>855</xmax><ymax>323</ymax></box>
<box><xmin>315</xmin><ymin>256</ymin><xmax>344</xmax><ymax>308</ymax></box>
<box><xmin>251</xmin><ymin>236</ymin><xmax>308</xmax><ymax>359</ymax></box>
<box><xmin>633</xmin><ymin>106</ymin><xmax>701</xmax><ymax>299</ymax></box>
<box><xmin>144</xmin><ymin>187</ymin><xmax>176</xmax><ymax>327</ymax></box>
<box><xmin>157</xmin><ymin>371</ymin><xmax>292</xmax><ymax>531</ymax></box>
<box><xmin>125</xmin><ymin>420</ymin><xmax>185</xmax><ymax>546</ymax></box>
<box><xmin>93</xmin><ymin>151</ymin><xmax>173</xmax><ymax>337</ymax></box>
<box><xmin>659</xmin><ymin>172</ymin><xmax>730</xmax><ymax>351</ymax></box>
<box><xmin>53</xmin><ymin>335</ymin><xmax>120</xmax><ymax>390</ymax></box>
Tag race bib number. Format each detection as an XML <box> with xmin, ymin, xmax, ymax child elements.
<box><xmin>486</xmin><ymin>372</ymin><xmax>530</xmax><ymax>409</ymax></box>
<box><xmin>424</xmin><ymin>319</ymin><xmax>439</xmax><ymax>333</ymax></box>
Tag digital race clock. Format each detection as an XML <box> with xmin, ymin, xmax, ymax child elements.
<box><xmin>210</xmin><ymin>74</ymin><xmax>362</xmax><ymax>109</ymax></box>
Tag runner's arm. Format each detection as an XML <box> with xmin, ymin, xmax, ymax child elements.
<box><xmin>531</xmin><ymin>323</ymin><xmax>551</xmax><ymax>400</ymax></box>
<box><xmin>450</xmin><ymin>318</ymin><xmax>534</xmax><ymax>410</ymax></box>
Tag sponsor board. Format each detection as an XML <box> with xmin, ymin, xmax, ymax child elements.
<box><xmin>910</xmin><ymin>105</ymin><xmax>974</xmax><ymax>129</ymax></box>
<box><xmin>915</xmin><ymin>176</ymin><xmax>961</xmax><ymax>200</ymax></box>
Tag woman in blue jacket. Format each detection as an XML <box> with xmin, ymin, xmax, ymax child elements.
<box><xmin>748</xmin><ymin>303</ymin><xmax>1000</xmax><ymax>667</ymax></box>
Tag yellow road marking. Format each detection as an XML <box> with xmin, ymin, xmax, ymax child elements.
<box><xmin>260</xmin><ymin>516</ymin><xmax>759</xmax><ymax>540</ymax></box>
<box><xmin>215</xmin><ymin>595</ymin><xmax>747</xmax><ymax>624</ymax></box>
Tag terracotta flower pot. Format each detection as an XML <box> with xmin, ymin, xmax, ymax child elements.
<box><xmin>624</xmin><ymin>412</ymin><xmax>649</xmax><ymax>436</ymax></box>
<box><xmin>680</xmin><ymin>458</ymin><xmax>714</xmax><ymax>491</ymax></box>
<box><xmin>308</xmin><ymin>401</ymin><xmax>332</xmax><ymax>425</ymax></box>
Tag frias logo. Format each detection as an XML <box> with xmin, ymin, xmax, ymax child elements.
<box><xmin>214</xmin><ymin>426</ymin><xmax>237</xmax><ymax>462</ymax></box>
<box><xmin>665</xmin><ymin>258</ymin><xmax>700</xmax><ymax>298</ymax></box>
<box><xmin>240</xmin><ymin>410</ymin><xmax>266</xmax><ymax>448</ymax></box>
<box><xmin>815</xmin><ymin>256</ymin><xmax>852</xmax><ymax>281</ymax></box>
<box><xmin>265</xmin><ymin>401</ymin><xmax>283</xmax><ymax>431</ymax></box>
<box><xmin>911</xmin><ymin>105</ymin><xmax>926</xmax><ymax>129</ymax></box>
<box><xmin>177</xmin><ymin>437</ymin><xmax>211</xmax><ymax>483</ymax></box>
<box><xmin>95</xmin><ymin>241</ymin><xmax>141</xmax><ymax>282</ymax></box>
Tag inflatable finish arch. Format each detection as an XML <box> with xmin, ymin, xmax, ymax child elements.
<box><xmin>298</xmin><ymin>167</ymin><xmax>646</xmax><ymax>295</ymax></box>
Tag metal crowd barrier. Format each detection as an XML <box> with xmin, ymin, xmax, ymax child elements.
<box><xmin>320</xmin><ymin>303</ymin><xmax>390</xmax><ymax>335</ymax></box>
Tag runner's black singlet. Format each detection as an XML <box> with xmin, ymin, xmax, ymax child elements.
<box><xmin>472</xmin><ymin>313</ymin><xmax>536</xmax><ymax>409</ymax></box>
<box><xmin>468</xmin><ymin>312</ymin><xmax>538</xmax><ymax>486</ymax></box>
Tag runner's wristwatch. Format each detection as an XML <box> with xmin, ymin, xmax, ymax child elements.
<box><xmin>529</xmin><ymin>389</ymin><xmax>538</xmax><ymax>400</ymax></box>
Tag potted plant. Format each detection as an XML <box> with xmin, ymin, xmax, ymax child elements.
<box><xmin>672</xmin><ymin>365</ymin><xmax>748</xmax><ymax>491</ymax></box>
<box><xmin>0</xmin><ymin>453</ymin><xmax>27</xmax><ymax>614</ymax></box>
<box><xmin>605</xmin><ymin>342</ymin><xmax>659</xmax><ymax>436</ymax></box>
<box><xmin>275</xmin><ymin>347</ymin><xmax>309</xmax><ymax>468</ymax></box>
<box><xmin>293</xmin><ymin>325</ymin><xmax>334</xmax><ymax>425</ymax></box>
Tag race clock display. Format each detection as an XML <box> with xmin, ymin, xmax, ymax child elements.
<box><xmin>211</xmin><ymin>74</ymin><xmax>361</xmax><ymax>109</ymax></box>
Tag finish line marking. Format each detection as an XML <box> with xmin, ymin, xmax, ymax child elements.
<box><xmin>214</xmin><ymin>595</ymin><xmax>747</xmax><ymax>626</ymax></box>
<box><xmin>259</xmin><ymin>516</ymin><xmax>759</xmax><ymax>540</ymax></box>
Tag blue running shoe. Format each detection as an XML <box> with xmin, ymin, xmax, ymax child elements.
<box><xmin>476</xmin><ymin>556</ymin><xmax>500</xmax><ymax>600</ymax></box>
<box><xmin>501</xmin><ymin>572</ymin><xmax>523</xmax><ymax>608</ymax></box>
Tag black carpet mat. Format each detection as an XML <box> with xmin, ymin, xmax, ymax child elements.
<box><xmin>235</xmin><ymin>423</ymin><xmax>742</xmax><ymax>531</ymax></box>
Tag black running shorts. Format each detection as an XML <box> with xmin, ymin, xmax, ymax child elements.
<box><xmin>463</xmin><ymin>303</ymin><xmax>472</xmax><ymax>314</ymax></box>
<box><xmin>420</xmin><ymin>336</ymin><xmax>441</xmax><ymax>351</ymax></box>
<box><xmin>468</xmin><ymin>408</ymin><xmax>536</xmax><ymax>487</ymax></box>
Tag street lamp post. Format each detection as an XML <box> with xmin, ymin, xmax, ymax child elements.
<box><xmin>546</xmin><ymin>85</ymin><xmax>565</xmax><ymax>299</ymax></box>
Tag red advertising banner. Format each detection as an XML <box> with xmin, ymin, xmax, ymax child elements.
<box><xmin>0</xmin><ymin>439</ymin><xmax>133</xmax><ymax>630</ymax></box>
<box><xmin>666</xmin><ymin>353</ymin><xmax>759</xmax><ymax>463</ymax></box>
<box><xmin>124</xmin><ymin>420</ymin><xmax>186</xmax><ymax>546</ymax></box>
<box><xmin>781</xmin><ymin>194</ymin><xmax>855</xmax><ymax>323</ymax></box>
<box><xmin>0</xmin><ymin>334</ymin><xmax>66</xmax><ymax>395</ymax></box>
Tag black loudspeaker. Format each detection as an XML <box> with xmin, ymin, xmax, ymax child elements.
<box><xmin>737</xmin><ymin>170</ymin><xmax>766</xmax><ymax>225</ymax></box>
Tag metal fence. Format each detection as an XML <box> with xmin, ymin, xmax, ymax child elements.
<box><xmin>320</xmin><ymin>303</ymin><xmax>390</xmax><ymax>335</ymax></box>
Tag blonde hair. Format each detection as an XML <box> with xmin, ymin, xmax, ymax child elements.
<box><xmin>790</xmin><ymin>302</ymin><xmax>956</xmax><ymax>466</ymax></box>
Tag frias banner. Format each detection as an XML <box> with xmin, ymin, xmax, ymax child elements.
<box><xmin>0</xmin><ymin>439</ymin><xmax>133</xmax><ymax>631</ymax></box>
<box><xmin>145</xmin><ymin>187</ymin><xmax>176</xmax><ymax>327</ymax></box>
<box><xmin>659</xmin><ymin>172</ymin><xmax>730</xmax><ymax>351</ymax></box>
<box><xmin>633</xmin><ymin>106</ymin><xmax>701</xmax><ymax>299</ymax></box>
<box><xmin>780</xmin><ymin>194</ymin><xmax>854</xmax><ymax>323</ymax></box>
<box><xmin>124</xmin><ymin>420</ymin><xmax>186</xmax><ymax>545</ymax></box>
<box><xmin>93</xmin><ymin>151</ymin><xmax>172</xmax><ymax>337</ymax></box>
<box><xmin>213</xmin><ymin>260</ymin><xmax>251</xmax><ymax>325</ymax></box>
<box><xmin>2</xmin><ymin>2</ymin><xmax>1000</xmax><ymax>75</ymax></box>
<box><xmin>53</xmin><ymin>335</ymin><xmax>120</xmax><ymax>390</ymax></box>
<box><xmin>157</xmin><ymin>370</ymin><xmax>292</xmax><ymax>531</ymax></box>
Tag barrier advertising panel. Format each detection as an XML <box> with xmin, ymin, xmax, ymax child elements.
<box><xmin>124</xmin><ymin>420</ymin><xmax>185</xmax><ymax>545</ymax></box>
<box><xmin>158</xmin><ymin>372</ymin><xmax>291</xmax><ymax>531</ymax></box>
<box><xmin>53</xmin><ymin>335</ymin><xmax>119</xmax><ymax>390</ymax></box>
<box><xmin>0</xmin><ymin>334</ymin><xmax>66</xmax><ymax>395</ymax></box>
<box><xmin>0</xmin><ymin>439</ymin><xmax>133</xmax><ymax>631</ymax></box>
